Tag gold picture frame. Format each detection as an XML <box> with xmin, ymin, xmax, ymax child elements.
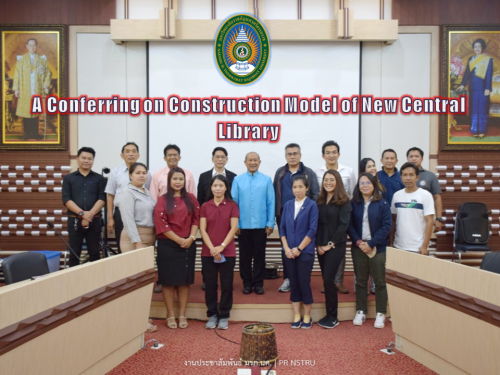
<box><xmin>441</xmin><ymin>24</ymin><xmax>500</xmax><ymax>151</ymax></box>
<box><xmin>1</xmin><ymin>25</ymin><xmax>66</xmax><ymax>150</ymax></box>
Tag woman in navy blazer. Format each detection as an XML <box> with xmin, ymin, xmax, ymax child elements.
<box><xmin>347</xmin><ymin>172</ymin><xmax>392</xmax><ymax>329</ymax></box>
<box><xmin>280</xmin><ymin>175</ymin><xmax>319</xmax><ymax>329</ymax></box>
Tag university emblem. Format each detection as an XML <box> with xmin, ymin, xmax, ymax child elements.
<box><xmin>215</xmin><ymin>14</ymin><xmax>270</xmax><ymax>85</ymax></box>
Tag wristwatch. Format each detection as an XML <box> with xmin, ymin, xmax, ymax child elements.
<box><xmin>435</xmin><ymin>217</ymin><xmax>445</xmax><ymax>222</ymax></box>
<box><xmin>190</xmin><ymin>235</ymin><xmax>196</xmax><ymax>240</ymax></box>
<box><xmin>328</xmin><ymin>241</ymin><xmax>335</xmax><ymax>248</ymax></box>
<box><xmin>297</xmin><ymin>247</ymin><xmax>302</xmax><ymax>252</ymax></box>
<box><xmin>221</xmin><ymin>242</ymin><xmax>226</xmax><ymax>248</ymax></box>
<box><xmin>78</xmin><ymin>211</ymin><xmax>84</xmax><ymax>217</ymax></box>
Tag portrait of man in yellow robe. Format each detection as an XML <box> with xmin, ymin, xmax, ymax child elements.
<box><xmin>2</xmin><ymin>28</ymin><xmax>64</xmax><ymax>150</ymax></box>
<box><xmin>12</xmin><ymin>38</ymin><xmax>52</xmax><ymax>140</ymax></box>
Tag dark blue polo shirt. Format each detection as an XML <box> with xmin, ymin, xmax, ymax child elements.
<box><xmin>377</xmin><ymin>168</ymin><xmax>404</xmax><ymax>205</ymax></box>
<box><xmin>281</xmin><ymin>163</ymin><xmax>304</xmax><ymax>208</ymax></box>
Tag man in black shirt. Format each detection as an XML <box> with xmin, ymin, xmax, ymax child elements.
<box><xmin>197</xmin><ymin>147</ymin><xmax>237</xmax><ymax>206</ymax></box>
<box><xmin>62</xmin><ymin>147</ymin><xmax>106</xmax><ymax>267</ymax></box>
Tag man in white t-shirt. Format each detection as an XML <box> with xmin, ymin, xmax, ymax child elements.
<box><xmin>390</xmin><ymin>162</ymin><xmax>435</xmax><ymax>255</ymax></box>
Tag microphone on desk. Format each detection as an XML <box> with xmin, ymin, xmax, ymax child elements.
<box><xmin>47</xmin><ymin>221</ymin><xmax>80</xmax><ymax>262</ymax></box>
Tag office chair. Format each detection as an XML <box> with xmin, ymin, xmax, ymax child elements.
<box><xmin>480</xmin><ymin>252</ymin><xmax>500</xmax><ymax>275</ymax></box>
<box><xmin>2</xmin><ymin>252</ymin><xmax>50</xmax><ymax>285</ymax></box>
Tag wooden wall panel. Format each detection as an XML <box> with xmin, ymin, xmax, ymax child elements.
<box><xmin>435</xmin><ymin>153</ymin><xmax>500</xmax><ymax>263</ymax></box>
<box><xmin>393</xmin><ymin>0</ymin><xmax>500</xmax><ymax>26</ymax></box>
<box><xmin>0</xmin><ymin>0</ymin><xmax>116</xmax><ymax>26</ymax></box>
<box><xmin>0</xmin><ymin>151</ymin><xmax>71</xmax><ymax>251</ymax></box>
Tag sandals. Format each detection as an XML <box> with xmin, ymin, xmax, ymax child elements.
<box><xmin>147</xmin><ymin>320</ymin><xmax>157</xmax><ymax>333</ymax></box>
<box><xmin>165</xmin><ymin>316</ymin><xmax>188</xmax><ymax>329</ymax></box>
<box><xmin>166</xmin><ymin>317</ymin><xmax>177</xmax><ymax>329</ymax></box>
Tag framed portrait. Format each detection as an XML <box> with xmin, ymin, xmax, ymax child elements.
<box><xmin>441</xmin><ymin>25</ymin><xmax>500</xmax><ymax>151</ymax></box>
<box><xmin>0</xmin><ymin>25</ymin><xmax>66</xmax><ymax>150</ymax></box>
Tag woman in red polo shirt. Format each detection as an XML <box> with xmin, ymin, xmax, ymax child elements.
<box><xmin>199</xmin><ymin>175</ymin><xmax>239</xmax><ymax>330</ymax></box>
<box><xmin>154</xmin><ymin>167</ymin><xmax>200</xmax><ymax>329</ymax></box>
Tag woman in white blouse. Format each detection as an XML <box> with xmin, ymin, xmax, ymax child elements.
<box><xmin>118</xmin><ymin>162</ymin><xmax>156</xmax><ymax>252</ymax></box>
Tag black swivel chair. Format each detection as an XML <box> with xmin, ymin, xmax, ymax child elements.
<box><xmin>480</xmin><ymin>252</ymin><xmax>500</xmax><ymax>275</ymax></box>
<box><xmin>453</xmin><ymin>202</ymin><xmax>491</xmax><ymax>262</ymax></box>
<box><xmin>2</xmin><ymin>252</ymin><xmax>50</xmax><ymax>285</ymax></box>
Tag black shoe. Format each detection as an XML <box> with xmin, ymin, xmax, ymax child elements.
<box><xmin>318</xmin><ymin>315</ymin><xmax>329</xmax><ymax>325</ymax></box>
<box><xmin>318</xmin><ymin>317</ymin><xmax>339</xmax><ymax>329</ymax></box>
<box><xmin>254</xmin><ymin>287</ymin><xmax>265</xmax><ymax>295</ymax></box>
<box><xmin>202</xmin><ymin>283</ymin><xmax>206</xmax><ymax>290</ymax></box>
<box><xmin>243</xmin><ymin>287</ymin><xmax>252</xmax><ymax>294</ymax></box>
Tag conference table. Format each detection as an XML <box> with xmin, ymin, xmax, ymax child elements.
<box><xmin>386</xmin><ymin>247</ymin><xmax>500</xmax><ymax>375</ymax></box>
<box><xmin>0</xmin><ymin>247</ymin><xmax>155</xmax><ymax>375</ymax></box>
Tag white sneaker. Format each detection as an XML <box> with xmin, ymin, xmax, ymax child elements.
<box><xmin>353</xmin><ymin>310</ymin><xmax>366</xmax><ymax>326</ymax></box>
<box><xmin>206</xmin><ymin>316</ymin><xmax>218</xmax><ymax>329</ymax></box>
<box><xmin>278</xmin><ymin>278</ymin><xmax>290</xmax><ymax>292</ymax></box>
<box><xmin>374</xmin><ymin>313</ymin><xmax>385</xmax><ymax>329</ymax></box>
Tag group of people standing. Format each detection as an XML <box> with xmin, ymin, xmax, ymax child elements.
<box><xmin>62</xmin><ymin>140</ymin><xmax>442</xmax><ymax>331</ymax></box>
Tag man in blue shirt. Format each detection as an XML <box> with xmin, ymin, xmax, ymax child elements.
<box><xmin>377</xmin><ymin>149</ymin><xmax>404</xmax><ymax>205</ymax></box>
<box><xmin>232</xmin><ymin>152</ymin><xmax>275</xmax><ymax>294</ymax></box>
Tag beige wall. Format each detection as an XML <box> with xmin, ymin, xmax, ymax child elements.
<box><xmin>70</xmin><ymin>27</ymin><xmax>148</xmax><ymax>172</ymax></box>
<box><xmin>362</xmin><ymin>31</ymin><xmax>435</xmax><ymax>169</ymax></box>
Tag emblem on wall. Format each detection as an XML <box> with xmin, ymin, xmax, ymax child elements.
<box><xmin>215</xmin><ymin>14</ymin><xmax>270</xmax><ymax>85</ymax></box>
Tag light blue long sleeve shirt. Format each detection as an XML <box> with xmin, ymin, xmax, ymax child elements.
<box><xmin>231</xmin><ymin>171</ymin><xmax>275</xmax><ymax>229</ymax></box>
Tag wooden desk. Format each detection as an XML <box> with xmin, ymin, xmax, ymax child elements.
<box><xmin>0</xmin><ymin>247</ymin><xmax>155</xmax><ymax>375</ymax></box>
<box><xmin>386</xmin><ymin>247</ymin><xmax>500</xmax><ymax>375</ymax></box>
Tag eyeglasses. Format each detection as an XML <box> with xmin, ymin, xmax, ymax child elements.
<box><xmin>359</xmin><ymin>181</ymin><xmax>372</xmax><ymax>186</ymax></box>
<box><xmin>286</xmin><ymin>152</ymin><xmax>300</xmax><ymax>157</ymax></box>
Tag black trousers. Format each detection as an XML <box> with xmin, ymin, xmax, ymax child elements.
<box><xmin>67</xmin><ymin>217</ymin><xmax>102</xmax><ymax>267</ymax></box>
<box><xmin>276</xmin><ymin>215</ymin><xmax>288</xmax><ymax>280</ymax></box>
<box><xmin>113</xmin><ymin>207</ymin><xmax>124</xmax><ymax>253</ymax></box>
<box><xmin>238</xmin><ymin>229</ymin><xmax>267</xmax><ymax>288</ymax></box>
<box><xmin>202</xmin><ymin>256</ymin><xmax>236</xmax><ymax>319</ymax></box>
<box><xmin>22</xmin><ymin>117</ymin><xmax>41</xmax><ymax>140</ymax></box>
<box><xmin>318</xmin><ymin>243</ymin><xmax>346</xmax><ymax>320</ymax></box>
